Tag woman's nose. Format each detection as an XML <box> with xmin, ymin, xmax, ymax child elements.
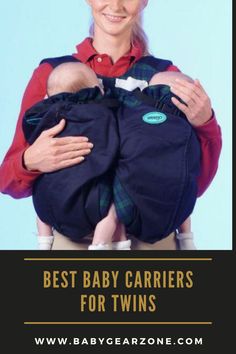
<box><xmin>108</xmin><ymin>0</ymin><xmax>123</xmax><ymax>12</ymax></box>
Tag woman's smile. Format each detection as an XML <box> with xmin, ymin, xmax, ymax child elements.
<box><xmin>103</xmin><ymin>13</ymin><xmax>127</xmax><ymax>23</ymax></box>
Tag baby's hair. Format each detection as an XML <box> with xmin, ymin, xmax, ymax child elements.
<box><xmin>47</xmin><ymin>62</ymin><xmax>99</xmax><ymax>97</ymax></box>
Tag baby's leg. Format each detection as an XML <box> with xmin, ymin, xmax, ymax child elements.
<box><xmin>112</xmin><ymin>223</ymin><xmax>131</xmax><ymax>250</ymax></box>
<box><xmin>112</xmin><ymin>223</ymin><xmax>127</xmax><ymax>242</ymax></box>
<box><xmin>88</xmin><ymin>204</ymin><xmax>131</xmax><ymax>250</ymax></box>
<box><xmin>178</xmin><ymin>217</ymin><xmax>191</xmax><ymax>233</ymax></box>
<box><xmin>89</xmin><ymin>204</ymin><xmax>121</xmax><ymax>250</ymax></box>
<box><xmin>36</xmin><ymin>216</ymin><xmax>54</xmax><ymax>250</ymax></box>
<box><xmin>176</xmin><ymin>216</ymin><xmax>197</xmax><ymax>250</ymax></box>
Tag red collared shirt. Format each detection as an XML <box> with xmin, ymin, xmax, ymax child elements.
<box><xmin>73</xmin><ymin>38</ymin><xmax>179</xmax><ymax>77</ymax></box>
<box><xmin>0</xmin><ymin>38</ymin><xmax>222</xmax><ymax>198</ymax></box>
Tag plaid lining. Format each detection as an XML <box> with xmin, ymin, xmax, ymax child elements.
<box><xmin>99</xmin><ymin>180</ymin><xmax>113</xmax><ymax>218</ymax></box>
<box><xmin>113</xmin><ymin>176</ymin><xmax>135</xmax><ymax>226</ymax></box>
<box><xmin>99</xmin><ymin>176</ymin><xmax>135</xmax><ymax>225</ymax></box>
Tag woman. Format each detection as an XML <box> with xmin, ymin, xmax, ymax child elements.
<box><xmin>0</xmin><ymin>0</ymin><xmax>222</xmax><ymax>250</ymax></box>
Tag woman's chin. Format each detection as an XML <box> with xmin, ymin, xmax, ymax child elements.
<box><xmin>99</xmin><ymin>24</ymin><xmax>131</xmax><ymax>38</ymax></box>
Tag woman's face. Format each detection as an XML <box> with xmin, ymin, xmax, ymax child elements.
<box><xmin>87</xmin><ymin>0</ymin><xmax>148</xmax><ymax>38</ymax></box>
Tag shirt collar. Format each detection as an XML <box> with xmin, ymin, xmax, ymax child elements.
<box><xmin>73</xmin><ymin>37</ymin><xmax>143</xmax><ymax>63</ymax></box>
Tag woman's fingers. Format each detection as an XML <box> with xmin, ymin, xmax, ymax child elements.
<box><xmin>49</xmin><ymin>143</ymin><xmax>93</xmax><ymax>171</ymax></box>
<box><xmin>51</xmin><ymin>142</ymin><xmax>94</xmax><ymax>154</ymax></box>
<box><xmin>171</xmin><ymin>79</ymin><xmax>203</xmax><ymax>98</ymax></box>
<box><xmin>53</xmin><ymin>136</ymin><xmax>90</xmax><ymax>145</ymax></box>
<box><xmin>55</xmin><ymin>149</ymin><xmax>92</xmax><ymax>163</ymax></box>
<box><xmin>194</xmin><ymin>79</ymin><xmax>208</xmax><ymax>96</ymax></box>
<box><xmin>43</xmin><ymin>119</ymin><xmax>66</xmax><ymax>137</ymax></box>
<box><xmin>170</xmin><ymin>81</ymin><xmax>202</xmax><ymax>107</ymax></box>
<box><xmin>24</xmin><ymin>125</ymin><xmax>94</xmax><ymax>172</ymax></box>
<box><xmin>55</xmin><ymin>156</ymin><xmax>86</xmax><ymax>170</ymax></box>
<box><xmin>170</xmin><ymin>87</ymin><xmax>196</xmax><ymax>108</ymax></box>
<box><xmin>41</xmin><ymin>119</ymin><xmax>91</xmax><ymax>145</ymax></box>
<box><xmin>171</xmin><ymin>96</ymin><xmax>189</xmax><ymax>115</ymax></box>
<box><xmin>170</xmin><ymin>78</ymin><xmax>212</xmax><ymax>126</ymax></box>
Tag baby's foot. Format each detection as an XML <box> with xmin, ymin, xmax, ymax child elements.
<box><xmin>112</xmin><ymin>239</ymin><xmax>131</xmax><ymax>250</ymax></box>
<box><xmin>37</xmin><ymin>235</ymin><xmax>54</xmax><ymax>250</ymax></box>
<box><xmin>176</xmin><ymin>232</ymin><xmax>197</xmax><ymax>250</ymax></box>
<box><xmin>88</xmin><ymin>243</ymin><xmax>112</xmax><ymax>250</ymax></box>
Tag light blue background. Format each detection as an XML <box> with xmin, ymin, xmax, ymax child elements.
<box><xmin>0</xmin><ymin>0</ymin><xmax>232</xmax><ymax>250</ymax></box>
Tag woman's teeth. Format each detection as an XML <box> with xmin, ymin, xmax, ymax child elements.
<box><xmin>104</xmin><ymin>14</ymin><xmax>125</xmax><ymax>22</ymax></box>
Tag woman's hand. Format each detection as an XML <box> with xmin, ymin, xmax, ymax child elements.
<box><xmin>23</xmin><ymin>119</ymin><xmax>93</xmax><ymax>172</ymax></box>
<box><xmin>170</xmin><ymin>79</ymin><xmax>212</xmax><ymax>127</ymax></box>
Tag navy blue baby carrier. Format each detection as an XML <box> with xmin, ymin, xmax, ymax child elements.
<box><xmin>112</xmin><ymin>86</ymin><xmax>201</xmax><ymax>242</ymax></box>
<box><xmin>23</xmin><ymin>54</ymin><xmax>201</xmax><ymax>243</ymax></box>
<box><xmin>23</xmin><ymin>87</ymin><xmax>119</xmax><ymax>241</ymax></box>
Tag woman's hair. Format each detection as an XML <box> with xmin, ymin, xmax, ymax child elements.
<box><xmin>89</xmin><ymin>14</ymin><xmax>149</xmax><ymax>55</ymax></box>
<box><xmin>130</xmin><ymin>15</ymin><xmax>149</xmax><ymax>54</ymax></box>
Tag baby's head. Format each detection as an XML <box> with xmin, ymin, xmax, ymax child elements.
<box><xmin>149</xmin><ymin>71</ymin><xmax>193</xmax><ymax>87</ymax></box>
<box><xmin>47</xmin><ymin>62</ymin><xmax>100</xmax><ymax>97</ymax></box>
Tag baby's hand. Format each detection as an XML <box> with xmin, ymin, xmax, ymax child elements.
<box><xmin>170</xmin><ymin>79</ymin><xmax>212</xmax><ymax>127</ymax></box>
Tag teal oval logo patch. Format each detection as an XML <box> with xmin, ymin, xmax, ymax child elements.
<box><xmin>142</xmin><ymin>112</ymin><xmax>167</xmax><ymax>125</ymax></box>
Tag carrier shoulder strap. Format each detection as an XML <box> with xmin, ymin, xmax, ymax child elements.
<box><xmin>40</xmin><ymin>55</ymin><xmax>173</xmax><ymax>72</ymax></box>
<box><xmin>135</xmin><ymin>56</ymin><xmax>173</xmax><ymax>72</ymax></box>
<box><xmin>40</xmin><ymin>55</ymin><xmax>80</xmax><ymax>68</ymax></box>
